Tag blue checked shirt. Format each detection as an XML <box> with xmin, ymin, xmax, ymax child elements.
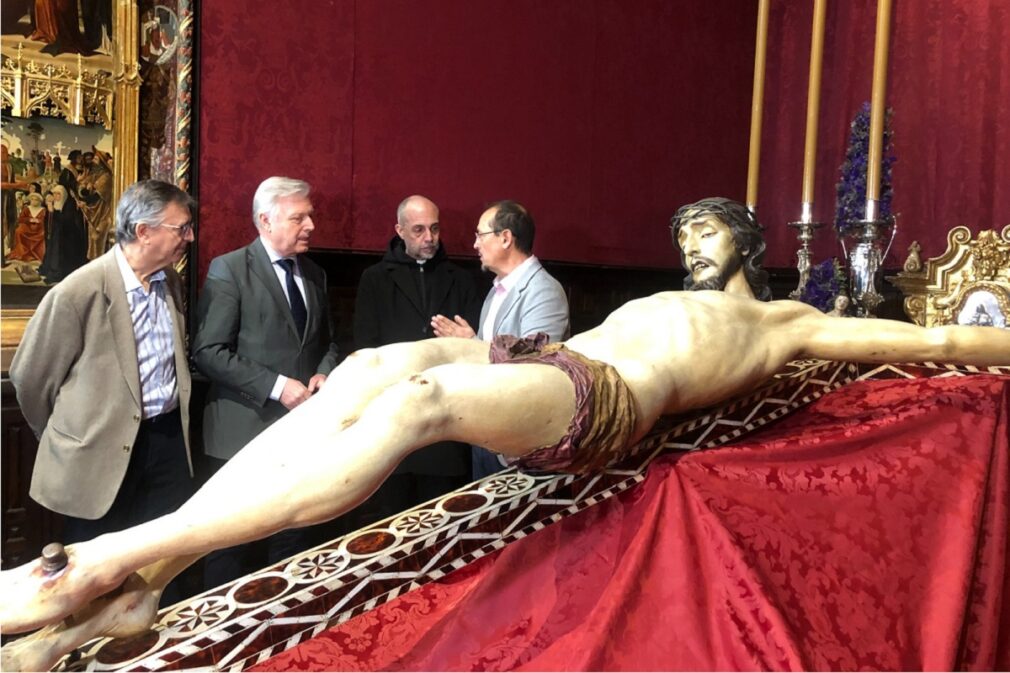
<box><xmin>114</xmin><ymin>245</ymin><xmax>179</xmax><ymax>418</ymax></box>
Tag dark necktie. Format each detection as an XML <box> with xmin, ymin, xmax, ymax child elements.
<box><xmin>278</xmin><ymin>258</ymin><xmax>307</xmax><ymax>338</ymax></box>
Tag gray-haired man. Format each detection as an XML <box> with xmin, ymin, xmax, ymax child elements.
<box><xmin>11</xmin><ymin>179</ymin><xmax>196</xmax><ymax>550</ymax></box>
<box><xmin>193</xmin><ymin>176</ymin><xmax>339</xmax><ymax>588</ymax></box>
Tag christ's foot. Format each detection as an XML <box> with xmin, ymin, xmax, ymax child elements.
<box><xmin>0</xmin><ymin>572</ymin><xmax>162</xmax><ymax>672</ymax></box>
<box><xmin>0</xmin><ymin>544</ymin><xmax>123</xmax><ymax>636</ymax></box>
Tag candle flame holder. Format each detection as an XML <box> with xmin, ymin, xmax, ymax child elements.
<box><xmin>840</xmin><ymin>215</ymin><xmax>897</xmax><ymax>317</ymax></box>
<box><xmin>787</xmin><ymin>220</ymin><xmax>823</xmax><ymax>300</ymax></box>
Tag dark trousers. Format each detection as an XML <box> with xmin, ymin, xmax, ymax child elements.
<box><xmin>471</xmin><ymin>445</ymin><xmax>506</xmax><ymax>481</ymax></box>
<box><xmin>202</xmin><ymin>456</ymin><xmax>311</xmax><ymax>591</ymax></box>
<box><xmin>61</xmin><ymin>408</ymin><xmax>196</xmax><ymax>606</ymax></box>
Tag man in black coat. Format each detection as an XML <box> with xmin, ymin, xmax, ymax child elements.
<box><xmin>353</xmin><ymin>195</ymin><xmax>481</xmax><ymax>523</ymax></box>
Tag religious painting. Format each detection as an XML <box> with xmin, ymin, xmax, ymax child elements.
<box><xmin>1</xmin><ymin>117</ymin><xmax>113</xmax><ymax>289</ymax></box>
<box><xmin>137</xmin><ymin>0</ymin><xmax>194</xmax><ymax>191</ymax></box>
<box><xmin>1</xmin><ymin>0</ymin><xmax>114</xmax><ymax>59</ymax></box>
<box><xmin>955</xmin><ymin>289</ymin><xmax>1008</xmax><ymax>329</ymax></box>
<box><xmin>1</xmin><ymin>0</ymin><xmax>141</xmax><ymax>368</ymax></box>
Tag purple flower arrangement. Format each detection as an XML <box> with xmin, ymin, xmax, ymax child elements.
<box><xmin>833</xmin><ymin>102</ymin><xmax>896</xmax><ymax>236</ymax></box>
<box><xmin>797</xmin><ymin>258</ymin><xmax>847</xmax><ymax>313</ymax></box>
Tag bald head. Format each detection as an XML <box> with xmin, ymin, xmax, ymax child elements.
<box><xmin>397</xmin><ymin>195</ymin><xmax>437</xmax><ymax>224</ymax></box>
<box><xmin>395</xmin><ymin>195</ymin><xmax>440</xmax><ymax>260</ymax></box>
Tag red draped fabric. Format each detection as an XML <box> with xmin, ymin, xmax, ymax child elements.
<box><xmin>258</xmin><ymin>375</ymin><xmax>1010</xmax><ymax>671</ymax></box>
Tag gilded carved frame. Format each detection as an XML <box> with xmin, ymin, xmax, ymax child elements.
<box><xmin>1</xmin><ymin>0</ymin><xmax>195</xmax><ymax>371</ymax></box>
<box><xmin>887</xmin><ymin>225</ymin><xmax>1010</xmax><ymax>328</ymax></box>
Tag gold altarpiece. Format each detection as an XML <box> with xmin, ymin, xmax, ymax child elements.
<box><xmin>1</xmin><ymin>0</ymin><xmax>140</xmax><ymax>369</ymax></box>
<box><xmin>888</xmin><ymin>225</ymin><xmax>1010</xmax><ymax>328</ymax></box>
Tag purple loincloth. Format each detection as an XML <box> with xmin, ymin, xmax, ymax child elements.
<box><xmin>489</xmin><ymin>333</ymin><xmax>639</xmax><ymax>474</ymax></box>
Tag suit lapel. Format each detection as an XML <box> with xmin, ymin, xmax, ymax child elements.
<box><xmin>102</xmin><ymin>250</ymin><xmax>142</xmax><ymax>409</ymax></box>
<box><xmin>494</xmin><ymin>260</ymin><xmax>541</xmax><ymax>336</ymax></box>
<box><xmin>165</xmin><ymin>271</ymin><xmax>188</xmax><ymax>382</ymax></box>
<box><xmin>248</xmin><ymin>241</ymin><xmax>301</xmax><ymax>343</ymax></box>
<box><xmin>300</xmin><ymin>261</ymin><xmax>327</xmax><ymax>340</ymax></box>
<box><xmin>477</xmin><ymin>289</ymin><xmax>493</xmax><ymax>339</ymax></box>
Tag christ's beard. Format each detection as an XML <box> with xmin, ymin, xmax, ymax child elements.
<box><xmin>689</xmin><ymin>256</ymin><xmax>742</xmax><ymax>292</ymax></box>
<box><xmin>690</xmin><ymin>273</ymin><xmax>729</xmax><ymax>291</ymax></box>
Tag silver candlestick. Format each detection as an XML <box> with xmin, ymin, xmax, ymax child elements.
<box><xmin>841</xmin><ymin>214</ymin><xmax>897</xmax><ymax>317</ymax></box>
<box><xmin>787</xmin><ymin>219</ymin><xmax>823</xmax><ymax>300</ymax></box>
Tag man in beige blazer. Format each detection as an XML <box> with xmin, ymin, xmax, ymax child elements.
<box><xmin>10</xmin><ymin>180</ymin><xmax>195</xmax><ymax>558</ymax></box>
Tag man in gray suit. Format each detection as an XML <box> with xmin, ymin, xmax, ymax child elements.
<box><xmin>10</xmin><ymin>179</ymin><xmax>195</xmax><ymax>556</ymax></box>
<box><xmin>193</xmin><ymin>176</ymin><xmax>339</xmax><ymax>587</ymax></box>
<box><xmin>432</xmin><ymin>200</ymin><xmax>569</xmax><ymax>478</ymax></box>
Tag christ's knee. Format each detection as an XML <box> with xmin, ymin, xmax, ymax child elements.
<box><xmin>343</xmin><ymin>347</ymin><xmax>381</xmax><ymax>371</ymax></box>
<box><xmin>374</xmin><ymin>372</ymin><xmax>453</xmax><ymax>441</ymax></box>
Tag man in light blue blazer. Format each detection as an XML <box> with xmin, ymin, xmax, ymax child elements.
<box><xmin>432</xmin><ymin>200</ymin><xmax>570</xmax><ymax>478</ymax></box>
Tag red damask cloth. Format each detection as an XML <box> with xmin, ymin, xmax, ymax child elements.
<box><xmin>259</xmin><ymin>375</ymin><xmax>1010</xmax><ymax>671</ymax></box>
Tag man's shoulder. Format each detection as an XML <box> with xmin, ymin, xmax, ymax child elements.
<box><xmin>429</xmin><ymin>257</ymin><xmax>475</xmax><ymax>282</ymax></box>
<box><xmin>44</xmin><ymin>251</ymin><xmax>112</xmax><ymax>300</ymax></box>
<box><xmin>521</xmin><ymin>260</ymin><xmax>564</xmax><ymax>292</ymax></box>
<box><xmin>205</xmin><ymin>242</ymin><xmax>268</xmax><ymax>283</ymax></box>
<box><xmin>358</xmin><ymin>258</ymin><xmax>391</xmax><ymax>282</ymax></box>
<box><xmin>210</xmin><ymin>242</ymin><xmax>257</xmax><ymax>268</ymax></box>
<box><xmin>437</xmin><ymin>258</ymin><xmax>469</xmax><ymax>273</ymax></box>
<box><xmin>28</xmin><ymin>253</ymin><xmax>116</xmax><ymax>328</ymax></box>
<box><xmin>298</xmin><ymin>252</ymin><xmax>325</xmax><ymax>276</ymax></box>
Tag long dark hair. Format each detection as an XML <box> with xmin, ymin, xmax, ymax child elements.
<box><xmin>669</xmin><ymin>197</ymin><xmax>771</xmax><ymax>301</ymax></box>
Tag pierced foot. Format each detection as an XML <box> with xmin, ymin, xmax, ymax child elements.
<box><xmin>0</xmin><ymin>543</ymin><xmax>122</xmax><ymax>635</ymax></box>
<box><xmin>0</xmin><ymin>573</ymin><xmax>161</xmax><ymax>672</ymax></box>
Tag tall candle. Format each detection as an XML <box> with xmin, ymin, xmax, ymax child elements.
<box><xmin>865</xmin><ymin>0</ymin><xmax>892</xmax><ymax>220</ymax></box>
<box><xmin>801</xmin><ymin>0</ymin><xmax>827</xmax><ymax>223</ymax></box>
<box><xmin>746</xmin><ymin>0</ymin><xmax>770</xmax><ymax>212</ymax></box>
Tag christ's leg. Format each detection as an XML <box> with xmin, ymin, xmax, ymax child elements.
<box><xmin>1</xmin><ymin>555</ymin><xmax>199</xmax><ymax>673</ymax></box>
<box><xmin>318</xmin><ymin>337</ymin><xmax>490</xmax><ymax>428</ymax></box>
<box><xmin>0</xmin><ymin>359</ymin><xmax>575</xmax><ymax>639</ymax></box>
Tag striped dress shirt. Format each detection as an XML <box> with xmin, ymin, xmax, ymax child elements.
<box><xmin>114</xmin><ymin>245</ymin><xmax>178</xmax><ymax>418</ymax></box>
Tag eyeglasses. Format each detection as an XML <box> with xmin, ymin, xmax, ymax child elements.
<box><xmin>160</xmin><ymin>222</ymin><xmax>194</xmax><ymax>236</ymax></box>
<box><xmin>474</xmin><ymin>229</ymin><xmax>498</xmax><ymax>240</ymax></box>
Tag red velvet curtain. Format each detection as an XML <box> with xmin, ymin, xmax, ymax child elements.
<box><xmin>758</xmin><ymin>0</ymin><xmax>1010</xmax><ymax>268</ymax></box>
<box><xmin>258</xmin><ymin>375</ymin><xmax>1010</xmax><ymax>671</ymax></box>
<box><xmin>196</xmin><ymin>0</ymin><xmax>754</xmax><ymax>280</ymax></box>
<box><xmin>198</xmin><ymin>1</ymin><xmax>1010</xmax><ymax>276</ymax></box>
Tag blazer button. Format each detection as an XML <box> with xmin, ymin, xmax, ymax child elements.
<box><xmin>123</xmin><ymin>445</ymin><xmax>131</xmax><ymax>452</ymax></box>
<box><xmin>133</xmin><ymin>414</ymin><xmax>141</xmax><ymax>422</ymax></box>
